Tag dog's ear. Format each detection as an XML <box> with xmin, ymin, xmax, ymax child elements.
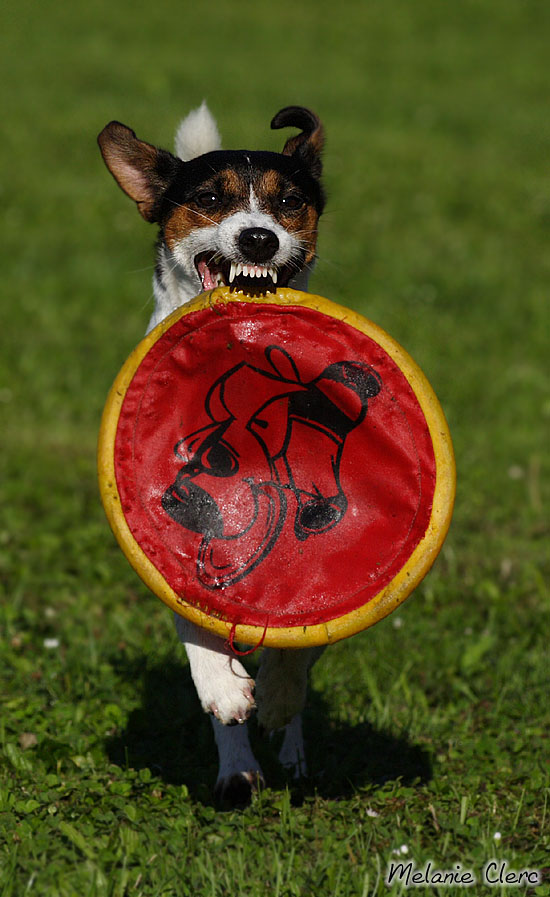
<box><xmin>271</xmin><ymin>106</ymin><xmax>324</xmax><ymax>179</ymax></box>
<box><xmin>97</xmin><ymin>122</ymin><xmax>179</xmax><ymax>222</ymax></box>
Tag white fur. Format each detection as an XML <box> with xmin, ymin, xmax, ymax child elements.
<box><xmin>174</xmin><ymin>615</ymin><xmax>255</xmax><ymax>725</ymax></box>
<box><xmin>211</xmin><ymin>712</ymin><xmax>307</xmax><ymax>789</ymax></box>
<box><xmin>148</xmin><ymin>204</ymin><xmax>312</xmax><ymax>332</ymax></box>
<box><xmin>212</xmin><ymin>719</ymin><xmax>264</xmax><ymax>792</ymax></box>
<box><xmin>277</xmin><ymin>713</ymin><xmax>308</xmax><ymax>777</ymax></box>
<box><xmin>147</xmin><ymin>244</ymin><xmax>198</xmax><ymax>332</ymax></box>
<box><xmin>174</xmin><ymin>101</ymin><xmax>222</xmax><ymax>161</ymax></box>
<box><xmin>255</xmin><ymin>646</ymin><xmax>324</xmax><ymax>731</ymax></box>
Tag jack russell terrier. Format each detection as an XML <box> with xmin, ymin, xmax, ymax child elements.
<box><xmin>98</xmin><ymin>103</ymin><xmax>330</xmax><ymax>803</ymax></box>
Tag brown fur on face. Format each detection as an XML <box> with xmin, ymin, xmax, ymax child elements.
<box><xmin>164</xmin><ymin>170</ymin><xmax>249</xmax><ymax>250</ymax></box>
<box><xmin>164</xmin><ymin>167</ymin><xmax>319</xmax><ymax>266</ymax></box>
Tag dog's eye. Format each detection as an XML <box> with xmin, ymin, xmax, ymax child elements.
<box><xmin>280</xmin><ymin>193</ymin><xmax>305</xmax><ymax>212</ymax></box>
<box><xmin>194</xmin><ymin>191</ymin><xmax>220</xmax><ymax>209</ymax></box>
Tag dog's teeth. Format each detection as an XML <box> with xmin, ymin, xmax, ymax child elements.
<box><xmin>271</xmin><ymin>268</ymin><xmax>278</xmax><ymax>284</ymax></box>
<box><xmin>236</xmin><ymin>263</ymin><xmax>242</xmax><ymax>277</ymax></box>
<box><xmin>229</xmin><ymin>262</ymin><xmax>236</xmax><ymax>283</ymax></box>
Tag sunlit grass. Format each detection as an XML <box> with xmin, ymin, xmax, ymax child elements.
<box><xmin>1</xmin><ymin>0</ymin><xmax>549</xmax><ymax>894</ymax></box>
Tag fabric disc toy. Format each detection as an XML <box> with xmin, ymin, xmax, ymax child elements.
<box><xmin>98</xmin><ymin>287</ymin><xmax>455</xmax><ymax>648</ymax></box>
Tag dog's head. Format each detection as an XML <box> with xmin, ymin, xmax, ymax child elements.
<box><xmin>98</xmin><ymin>106</ymin><xmax>325</xmax><ymax>294</ymax></box>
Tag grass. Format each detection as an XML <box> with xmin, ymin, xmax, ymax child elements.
<box><xmin>1</xmin><ymin>0</ymin><xmax>549</xmax><ymax>894</ymax></box>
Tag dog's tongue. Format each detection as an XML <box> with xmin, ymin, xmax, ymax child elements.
<box><xmin>197</xmin><ymin>259</ymin><xmax>217</xmax><ymax>290</ymax></box>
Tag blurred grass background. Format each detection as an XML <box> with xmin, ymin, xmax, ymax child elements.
<box><xmin>1</xmin><ymin>0</ymin><xmax>549</xmax><ymax>894</ymax></box>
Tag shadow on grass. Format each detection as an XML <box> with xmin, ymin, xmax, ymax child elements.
<box><xmin>105</xmin><ymin>658</ymin><xmax>432</xmax><ymax>806</ymax></box>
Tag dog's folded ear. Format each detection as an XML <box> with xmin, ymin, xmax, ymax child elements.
<box><xmin>271</xmin><ymin>106</ymin><xmax>324</xmax><ymax>179</ymax></box>
<box><xmin>98</xmin><ymin>122</ymin><xmax>179</xmax><ymax>222</ymax></box>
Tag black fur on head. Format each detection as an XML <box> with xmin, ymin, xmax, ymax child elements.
<box><xmin>98</xmin><ymin>106</ymin><xmax>325</xmax><ymax>224</ymax></box>
<box><xmin>271</xmin><ymin>106</ymin><xmax>324</xmax><ymax>180</ymax></box>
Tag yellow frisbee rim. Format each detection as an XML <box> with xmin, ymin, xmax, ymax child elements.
<box><xmin>98</xmin><ymin>287</ymin><xmax>455</xmax><ymax>648</ymax></box>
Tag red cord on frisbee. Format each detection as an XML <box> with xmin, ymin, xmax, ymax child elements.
<box><xmin>98</xmin><ymin>288</ymin><xmax>455</xmax><ymax>648</ymax></box>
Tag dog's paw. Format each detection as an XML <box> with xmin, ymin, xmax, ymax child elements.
<box><xmin>208</xmin><ymin>685</ymin><xmax>256</xmax><ymax>725</ymax></box>
<box><xmin>196</xmin><ymin>656</ymin><xmax>256</xmax><ymax>725</ymax></box>
<box><xmin>214</xmin><ymin>770</ymin><xmax>265</xmax><ymax>807</ymax></box>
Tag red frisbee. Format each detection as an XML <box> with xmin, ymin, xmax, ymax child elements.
<box><xmin>98</xmin><ymin>288</ymin><xmax>455</xmax><ymax>647</ymax></box>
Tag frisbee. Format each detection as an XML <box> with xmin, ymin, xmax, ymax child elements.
<box><xmin>98</xmin><ymin>287</ymin><xmax>455</xmax><ymax>648</ymax></box>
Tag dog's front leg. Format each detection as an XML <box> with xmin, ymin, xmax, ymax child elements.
<box><xmin>175</xmin><ymin>615</ymin><xmax>263</xmax><ymax>800</ymax></box>
<box><xmin>174</xmin><ymin>615</ymin><xmax>256</xmax><ymax>724</ymax></box>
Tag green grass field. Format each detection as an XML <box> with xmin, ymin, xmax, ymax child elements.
<box><xmin>1</xmin><ymin>0</ymin><xmax>549</xmax><ymax>894</ymax></box>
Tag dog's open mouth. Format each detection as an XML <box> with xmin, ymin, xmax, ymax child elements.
<box><xmin>195</xmin><ymin>254</ymin><xmax>296</xmax><ymax>293</ymax></box>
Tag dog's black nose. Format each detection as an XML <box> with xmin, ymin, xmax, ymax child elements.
<box><xmin>238</xmin><ymin>227</ymin><xmax>279</xmax><ymax>263</ymax></box>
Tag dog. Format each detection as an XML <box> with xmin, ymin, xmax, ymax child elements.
<box><xmin>98</xmin><ymin>103</ymin><xmax>328</xmax><ymax>803</ymax></box>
